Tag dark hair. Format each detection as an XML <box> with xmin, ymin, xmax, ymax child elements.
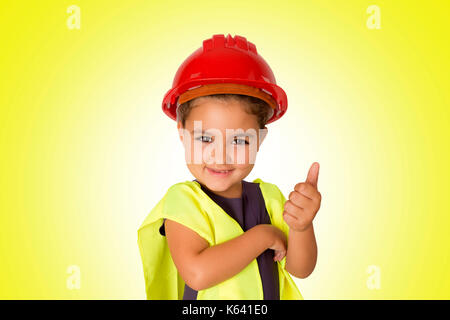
<box><xmin>176</xmin><ymin>94</ymin><xmax>274</xmax><ymax>129</ymax></box>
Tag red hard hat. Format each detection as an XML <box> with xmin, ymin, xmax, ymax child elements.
<box><xmin>162</xmin><ymin>34</ymin><xmax>288</xmax><ymax>124</ymax></box>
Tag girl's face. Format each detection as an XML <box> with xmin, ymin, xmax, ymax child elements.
<box><xmin>177</xmin><ymin>96</ymin><xmax>267</xmax><ymax>198</ymax></box>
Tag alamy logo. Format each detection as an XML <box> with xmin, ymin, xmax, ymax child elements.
<box><xmin>366</xmin><ymin>5</ymin><xmax>381</xmax><ymax>29</ymax></box>
<box><xmin>67</xmin><ymin>5</ymin><xmax>81</xmax><ymax>30</ymax></box>
<box><xmin>366</xmin><ymin>265</ymin><xmax>381</xmax><ymax>290</ymax></box>
<box><xmin>66</xmin><ymin>265</ymin><xmax>81</xmax><ymax>290</ymax></box>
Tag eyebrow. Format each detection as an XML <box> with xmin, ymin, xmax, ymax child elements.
<box><xmin>191</xmin><ymin>129</ymin><xmax>206</xmax><ymax>134</ymax></box>
<box><xmin>191</xmin><ymin>129</ymin><xmax>256</xmax><ymax>138</ymax></box>
<box><xmin>233</xmin><ymin>133</ymin><xmax>255</xmax><ymax>138</ymax></box>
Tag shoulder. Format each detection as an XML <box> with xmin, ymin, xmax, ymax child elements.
<box><xmin>164</xmin><ymin>180</ymin><xmax>203</xmax><ymax>205</ymax></box>
<box><xmin>166</xmin><ymin>180</ymin><xmax>198</xmax><ymax>195</ymax></box>
<box><xmin>162</xmin><ymin>180</ymin><xmax>209</xmax><ymax>221</ymax></box>
<box><xmin>252</xmin><ymin>178</ymin><xmax>286</xmax><ymax>202</ymax></box>
<box><xmin>138</xmin><ymin>181</ymin><xmax>201</xmax><ymax>230</ymax></box>
<box><xmin>163</xmin><ymin>180</ymin><xmax>214</xmax><ymax>245</ymax></box>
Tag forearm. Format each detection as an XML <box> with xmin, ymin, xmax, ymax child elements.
<box><xmin>285</xmin><ymin>223</ymin><xmax>317</xmax><ymax>278</ymax></box>
<box><xmin>194</xmin><ymin>224</ymin><xmax>271</xmax><ymax>290</ymax></box>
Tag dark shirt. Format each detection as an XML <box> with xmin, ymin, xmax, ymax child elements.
<box><xmin>159</xmin><ymin>179</ymin><xmax>279</xmax><ymax>300</ymax></box>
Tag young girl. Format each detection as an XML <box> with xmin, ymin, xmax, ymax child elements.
<box><xmin>138</xmin><ymin>34</ymin><xmax>321</xmax><ymax>300</ymax></box>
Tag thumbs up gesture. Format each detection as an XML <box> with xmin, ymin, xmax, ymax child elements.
<box><xmin>283</xmin><ymin>162</ymin><xmax>322</xmax><ymax>232</ymax></box>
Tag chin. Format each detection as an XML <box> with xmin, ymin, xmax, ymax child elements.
<box><xmin>203</xmin><ymin>177</ymin><xmax>235</xmax><ymax>192</ymax></box>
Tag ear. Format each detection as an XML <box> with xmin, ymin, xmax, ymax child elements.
<box><xmin>257</xmin><ymin>126</ymin><xmax>268</xmax><ymax>150</ymax></box>
<box><xmin>177</xmin><ymin>121</ymin><xmax>184</xmax><ymax>144</ymax></box>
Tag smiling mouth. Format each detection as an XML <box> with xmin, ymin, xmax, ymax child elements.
<box><xmin>206</xmin><ymin>167</ymin><xmax>235</xmax><ymax>176</ymax></box>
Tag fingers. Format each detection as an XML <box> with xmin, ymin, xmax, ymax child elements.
<box><xmin>283</xmin><ymin>163</ymin><xmax>322</xmax><ymax>232</ymax></box>
<box><xmin>273</xmin><ymin>249</ymin><xmax>286</xmax><ymax>262</ymax></box>
<box><xmin>288</xmin><ymin>190</ymin><xmax>317</xmax><ymax>211</ymax></box>
<box><xmin>293</xmin><ymin>183</ymin><xmax>321</xmax><ymax>202</ymax></box>
<box><xmin>283</xmin><ymin>208</ymin><xmax>300</xmax><ymax>223</ymax></box>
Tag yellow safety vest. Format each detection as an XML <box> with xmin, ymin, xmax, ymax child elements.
<box><xmin>137</xmin><ymin>178</ymin><xmax>303</xmax><ymax>300</ymax></box>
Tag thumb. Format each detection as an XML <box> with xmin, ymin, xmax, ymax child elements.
<box><xmin>306</xmin><ymin>162</ymin><xmax>320</xmax><ymax>188</ymax></box>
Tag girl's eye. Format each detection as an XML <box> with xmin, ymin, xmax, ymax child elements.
<box><xmin>232</xmin><ymin>138</ymin><xmax>249</xmax><ymax>145</ymax></box>
<box><xmin>195</xmin><ymin>135</ymin><xmax>213</xmax><ymax>143</ymax></box>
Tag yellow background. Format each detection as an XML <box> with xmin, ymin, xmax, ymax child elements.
<box><xmin>1</xmin><ymin>0</ymin><xmax>449</xmax><ymax>299</ymax></box>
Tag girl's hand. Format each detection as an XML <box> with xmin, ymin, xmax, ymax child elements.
<box><xmin>283</xmin><ymin>162</ymin><xmax>322</xmax><ymax>232</ymax></box>
<box><xmin>264</xmin><ymin>225</ymin><xmax>287</xmax><ymax>262</ymax></box>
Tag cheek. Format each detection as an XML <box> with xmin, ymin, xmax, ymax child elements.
<box><xmin>186</xmin><ymin>163</ymin><xmax>203</xmax><ymax>175</ymax></box>
<box><xmin>232</xmin><ymin>145</ymin><xmax>258</xmax><ymax>165</ymax></box>
<box><xmin>184</xmin><ymin>140</ymin><xmax>207</xmax><ymax>165</ymax></box>
<box><xmin>234</xmin><ymin>163</ymin><xmax>254</xmax><ymax>173</ymax></box>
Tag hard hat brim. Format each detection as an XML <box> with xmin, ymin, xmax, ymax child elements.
<box><xmin>162</xmin><ymin>79</ymin><xmax>287</xmax><ymax>124</ymax></box>
<box><xmin>177</xmin><ymin>83</ymin><xmax>277</xmax><ymax>110</ymax></box>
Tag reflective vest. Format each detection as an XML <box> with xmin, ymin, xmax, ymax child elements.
<box><xmin>137</xmin><ymin>178</ymin><xmax>303</xmax><ymax>300</ymax></box>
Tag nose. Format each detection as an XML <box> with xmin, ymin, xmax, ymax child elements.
<box><xmin>206</xmin><ymin>140</ymin><xmax>234</xmax><ymax>165</ymax></box>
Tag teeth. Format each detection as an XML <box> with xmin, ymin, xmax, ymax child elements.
<box><xmin>211</xmin><ymin>169</ymin><xmax>230</xmax><ymax>173</ymax></box>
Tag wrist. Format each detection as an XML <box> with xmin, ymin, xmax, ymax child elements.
<box><xmin>291</xmin><ymin>222</ymin><xmax>313</xmax><ymax>233</ymax></box>
<box><xmin>257</xmin><ymin>224</ymin><xmax>274</xmax><ymax>249</ymax></box>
